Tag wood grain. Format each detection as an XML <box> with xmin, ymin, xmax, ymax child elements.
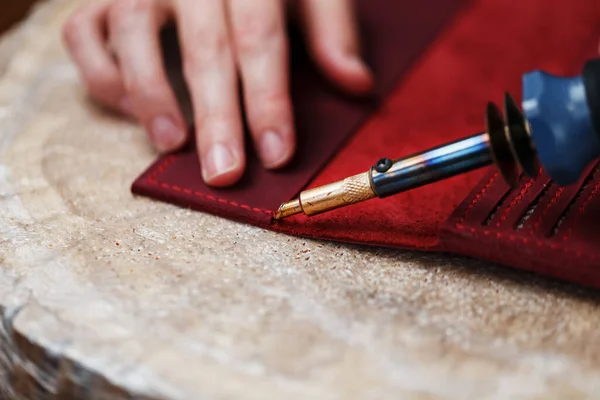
<box><xmin>1</xmin><ymin>1</ymin><xmax>600</xmax><ymax>399</ymax></box>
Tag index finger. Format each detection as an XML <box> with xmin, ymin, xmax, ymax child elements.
<box><xmin>174</xmin><ymin>0</ymin><xmax>246</xmax><ymax>187</ymax></box>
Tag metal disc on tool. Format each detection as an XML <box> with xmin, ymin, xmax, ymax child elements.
<box><xmin>503</xmin><ymin>93</ymin><xmax>541</xmax><ymax>178</ymax></box>
<box><xmin>486</xmin><ymin>102</ymin><xmax>520</xmax><ymax>187</ymax></box>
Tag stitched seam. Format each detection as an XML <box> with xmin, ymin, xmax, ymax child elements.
<box><xmin>455</xmin><ymin>224</ymin><xmax>597</xmax><ymax>261</ymax></box>
<box><xmin>529</xmin><ymin>187</ymin><xmax>564</xmax><ymax>235</ymax></box>
<box><xmin>579</xmin><ymin>179</ymin><xmax>600</xmax><ymax>214</ymax></box>
<box><xmin>456</xmin><ymin>172</ymin><xmax>499</xmax><ymax>226</ymax></box>
<box><xmin>146</xmin><ymin>156</ymin><xmax>273</xmax><ymax>216</ymax></box>
<box><xmin>454</xmin><ymin>172</ymin><xmax>597</xmax><ymax>262</ymax></box>
<box><xmin>495</xmin><ymin>178</ymin><xmax>533</xmax><ymax>227</ymax></box>
<box><xmin>562</xmin><ymin>178</ymin><xmax>600</xmax><ymax>241</ymax></box>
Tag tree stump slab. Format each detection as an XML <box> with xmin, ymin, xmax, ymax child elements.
<box><xmin>1</xmin><ymin>1</ymin><xmax>600</xmax><ymax>399</ymax></box>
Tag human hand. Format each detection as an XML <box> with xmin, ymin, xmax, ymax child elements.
<box><xmin>62</xmin><ymin>0</ymin><xmax>374</xmax><ymax>187</ymax></box>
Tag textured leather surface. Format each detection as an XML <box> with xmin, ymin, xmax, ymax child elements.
<box><xmin>132</xmin><ymin>0</ymin><xmax>600</xmax><ymax>287</ymax></box>
<box><xmin>441</xmin><ymin>163</ymin><xmax>600</xmax><ymax>287</ymax></box>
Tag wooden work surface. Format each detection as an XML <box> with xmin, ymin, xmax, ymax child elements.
<box><xmin>1</xmin><ymin>1</ymin><xmax>600</xmax><ymax>399</ymax></box>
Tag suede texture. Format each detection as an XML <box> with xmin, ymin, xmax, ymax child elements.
<box><xmin>132</xmin><ymin>0</ymin><xmax>600</xmax><ymax>287</ymax></box>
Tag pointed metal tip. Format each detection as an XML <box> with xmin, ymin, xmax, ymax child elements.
<box><xmin>273</xmin><ymin>198</ymin><xmax>303</xmax><ymax>220</ymax></box>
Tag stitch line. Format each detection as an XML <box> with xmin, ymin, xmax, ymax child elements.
<box><xmin>578</xmin><ymin>178</ymin><xmax>600</xmax><ymax>215</ymax></box>
<box><xmin>455</xmin><ymin>223</ymin><xmax>597</xmax><ymax>262</ymax></box>
<box><xmin>456</xmin><ymin>172</ymin><xmax>499</xmax><ymax>226</ymax></box>
<box><xmin>563</xmin><ymin>178</ymin><xmax>600</xmax><ymax>241</ymax></box>
<box><xmin>495</xmin><ymin>178</ymin><xmax>533</xmax><ymax>227</ymax></box>
<box><xmin>529</xmin><ymin>187</ymin><xmax>563</xmax><ymax>235</ymax></box>
<box><xmin>453</xmin><ymin>171</ymin><xmax>599</xmax><ymax>263</ymax></box>
<box><xmin>146</xmin><ymin>156</ymin><xmax>273</xmax><ymax>216</ymax></box>
<box><xmin>562</xmin><ymin>168</ymin><xmax>600</xmax><ymax>241</ymax></box>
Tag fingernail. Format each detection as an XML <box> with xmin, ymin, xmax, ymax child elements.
<box><xmin>259</xmin><ymin>131</ymin><xmax>288</xmax><ymax>168</ymax></box>
<box><xmin>202</xmin><ymin>143</ymin><xmax>238</xmax><ymax>181</ymax></box>
<box><xmin>150</xmin><ymin>116</ymin><xmax>185</xmax><ymax>152</ymax></box>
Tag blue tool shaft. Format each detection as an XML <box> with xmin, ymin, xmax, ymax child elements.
<box><xmin>371</xmin><ymin>133</ymin><xmax>493</xmax><ymax>198</ymax></box>
<box><xmin>273</xmin><ymin>57</ymin><xmax>600</xmax><ymax>221</ymax></box>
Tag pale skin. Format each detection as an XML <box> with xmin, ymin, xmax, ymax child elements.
<box><xmin>62</xmin><ymin>0</ymin><xmax>374</xmax><ymax>187</ymax></box>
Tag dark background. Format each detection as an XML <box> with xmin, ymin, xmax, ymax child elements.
<box><xmin>1</xmin><ymin>0</ymin><xmax>40</xmax><ymax>35</ymax></box>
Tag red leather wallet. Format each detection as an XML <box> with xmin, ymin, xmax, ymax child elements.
<box><xmin>132</xmin><ymin>0</ymin><xmax>600</xmax><ymax>288</ymax></box>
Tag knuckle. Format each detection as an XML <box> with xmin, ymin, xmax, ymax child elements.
<box><xmin>85</xmin><ymin>71</ymin><xmax>121</xmax><ymax>96</ymax></box>
<box><xmin>248</xmin><ymin>91</ymin><xmax>291</xmax><ymax>121</ymax></box>
<box><xmin>196</xmin><ymin>109</ymin><xmax>237</xmax><ymax>132</ymax></box>
<box><xmin>123</xmin><ymin>74</ymin><xmax>165</xmax><ymax>103</ymax></box>
<box><xmin>108</xmin><ymin>0</ymin><xmax>154</xmax><ymax>28</ymax></box>
<box><xmin>123</xmin><ymin>79</ymin><xmax>148</xmax><ymax>101</ymax></box>
<box><xmin>254</xmin><ymin>90</ymin><xmax>289</xmax><ymax>109</ymax></box>
<box><xmin>113</xmin><ymin>0</ymin><xmax>155</xmax><ymax>14</ymax></box>
<box><xmin>182</xmin><ymin>32</ymin><xmax>231</xmax><ymax>75</ymax></box>
<box><xmin>234</xmin><ymin>17</ymin><xmax>282</xmax><ymax>54</ymax></box>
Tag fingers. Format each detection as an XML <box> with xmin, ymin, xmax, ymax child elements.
<box><xmin>108</xmin><ymin>0</ymin><xmax>187</xmax><ymax>152</ymax></box>
<box><xmin>298</xmin><ymin>0</ymin><xmax>373</xmax><ymax>94</ymax></box>
<box><xmin>64</xmin><ymin>0</ymin><xmax>371</xmax><ymax>189</ymax></box>
<box><xmin>229</xmin><ymin>0</ymin><xmax>295</xmax><ymax>169</ymax></box>
<box><xmin>62</xmin><ymin>1</ymin><xmax>131</xmax><ymax>115</ymax></box>
<box><xmin>175</xmin><ymin>0</ymin><xmax>245</xmax><ymax>187</ymax></box>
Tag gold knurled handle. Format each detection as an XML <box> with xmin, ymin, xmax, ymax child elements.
<box><xmin>298</xmin><ymin>172</ymin><xmax>376</xmax><ymax>216</ymax></box>
<box><xmin>341</xmin><ymin>172</ymin><xmax>377</xmax><ymax>204</ymax></box>
<box><xmin>273</xmin><ymin>171</ymin><xmax>377</xmax><ymax>220</ymax></box>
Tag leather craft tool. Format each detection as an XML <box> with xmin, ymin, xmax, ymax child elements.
<box><xmin>274</xmin><ymin>58</ymin><xmax>600</xmax><ymax>220</ymax></box>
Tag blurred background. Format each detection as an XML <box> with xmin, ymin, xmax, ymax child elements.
<box><xmin>2</xmin><ymin>0</ymin><xmax>39</xmax><ymax>34</ymax></box>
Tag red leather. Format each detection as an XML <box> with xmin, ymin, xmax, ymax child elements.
<box><xmin>133</xmin><ymin>0</ymin><xmax>468</xmax><ymax>225</ymax></box>
<box><xmin>132</xmin><ymin>0</ymin><xmax>600</xmax><ymax>287</ymax></box>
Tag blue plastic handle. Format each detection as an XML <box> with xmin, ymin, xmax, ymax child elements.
<box><xmin>521</xmin><ymin>71</ymin><xmax>600</xmax><ymax>185</ymax></box>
